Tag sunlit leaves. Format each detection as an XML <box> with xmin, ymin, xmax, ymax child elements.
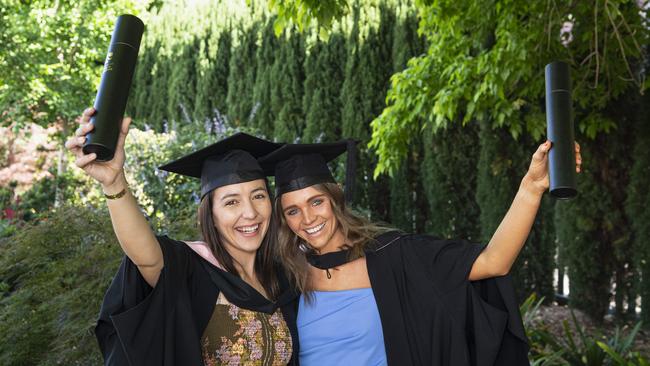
<box><xmin>0</xmin><ymin>0</ymin><xmax>145</xmax><ymax>132</ymax></box>
<box><xmin>267</xmin><ymin>0</ymin><xmax>350</xmax><ymax>35</ymax></box>
<box><xmin>369</xmin><ymin>0</ymin><xmax>648</xmax><ymax>176</ymax></box>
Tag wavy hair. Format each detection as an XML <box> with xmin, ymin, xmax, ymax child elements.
<box><xmin>198</xmin><ymin>180</ymin><xmax>280</xmax><ymax>300</ymax></box>
<box><xmin>274</xmin><ymin>182</ymin><xmax>390</xmax><ymax>294</ymax></box>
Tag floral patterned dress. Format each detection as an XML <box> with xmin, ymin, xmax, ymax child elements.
<box><xmin>201</xmin><ymin>293</ymin><xmax>293</xmax><ymax>366</ymax></box>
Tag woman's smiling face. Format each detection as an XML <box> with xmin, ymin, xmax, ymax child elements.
<box><xmin>211</xmin><ymin>179</ymin><xmax>271</xmax><ymax>258</ymax></box>
<box><xmin>280</xmin><ymin>186</ymin><xmax>346</xmax><ymax>253</ymax></box>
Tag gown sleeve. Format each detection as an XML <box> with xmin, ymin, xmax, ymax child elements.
<box><xmin>94</xmin><ymin>235</ymin><xmax>201</xmax><ymax>366</ymax></box>
<box><xmin>409</xmin><ymin>235</ymin><xmax>530</xmax><ymax>366</ymax></box>
<box><xmin>411</xmin><ymin>234</ymin><xmax>486</xmax><ymax>294</ymax></box>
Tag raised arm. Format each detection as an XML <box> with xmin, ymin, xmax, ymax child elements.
<box><xmin>468</xmin><ymin>140</ymin><xmax>582</xmax><ymax>281</ymax></box>
<box><xmin>65</xmin><ymin>108</ymin><xmax>163</xmax><ymax>286</ymax></box>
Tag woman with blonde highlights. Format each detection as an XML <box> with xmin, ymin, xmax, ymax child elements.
<box><xmin>274</xmin><ymin>182</ymin><xmax>388</xmax><ymax>295</ymax></box>
<box><xmin>261</xmin><ymin>140</ymin><xmax>582</xmax><ymax>366</ymax></box>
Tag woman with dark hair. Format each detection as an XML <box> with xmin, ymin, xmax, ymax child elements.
<box><xmin>65</xmin><ymin>108</ymin><xmax>298</xmax><ymax>366</ymax></box>
<box><xmin>261</xmin><ymin>140</ymin><xmax>582</xmax><ymax>366</ymax></box>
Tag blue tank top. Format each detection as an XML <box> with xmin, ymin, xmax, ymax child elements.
<box><xmin>297</xmin><ymin>287</ymin><xmax>388</xmax><ymax>366</ymax></box>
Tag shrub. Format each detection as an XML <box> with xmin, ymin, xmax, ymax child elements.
<box><xmin>0</xmin><ymin>203</ymin><xmax>199</xmax><ymax>365</ymax></box>
<box><xmin>0</xmin><ymin>205</ymin><xmax>120</xmax><ymax>365</ymax></box>
<box><xmin>522</xmin><ymin>294</ymin><xmax>649</xmax><ymax>365</ymax></box>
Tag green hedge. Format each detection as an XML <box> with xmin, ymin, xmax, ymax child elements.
<box><xmin>0</xmin><ymin>204</ymin><xmax>198</xmax><ymax>365</ymax></box>
<box><xmin>0</xmin><ymin>206</ymin><xmax>120</xmax><ymax>365</ymax></box>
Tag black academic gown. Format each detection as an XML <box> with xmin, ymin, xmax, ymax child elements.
<box><xmin>95</xmin><ymin>236</ymin><xmax>299</xmax><ymax>366</ymax></box>
<box><xmin>365</xmin><ymin>231</ymin><xmax>530</xmax><ymax>366</ymax></box>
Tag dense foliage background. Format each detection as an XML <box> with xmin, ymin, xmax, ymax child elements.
<box><xmin>1</xmin><ymin>0</ymin><xmax>649</xmax><ymax>364</ymax></box>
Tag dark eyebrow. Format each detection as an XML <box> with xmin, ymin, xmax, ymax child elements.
<box><xmin>308</xmin><ymin>194</ymin><xmax>326</xmax><ymax>201</ymax></box>
<box><xmin>251</xmin><ymin>186</ymin><xmax>267</xmax><ymax>194</ymax></box>
<box><xmin>220</xmin><ymin>186</ymin><xmax>267</xmax><ymax>201</ymax></box>
<box><xmin>219</xmin><ymin>193</ymin><xmax>241</xmax><ymax>201</ymax></box>
<box><xmin>283</xmin><ymin>204</ymin><xmax>297</xmax><ymax>213</ymax></box>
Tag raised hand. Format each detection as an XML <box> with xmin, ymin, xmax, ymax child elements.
<box><xmin>470</xmin><ymin>140</ymin><xmax>583</xmax><ymax>281</ymax></box>
<box><xmin>64</xmin><ymin>107</ymin><xmax>132</xmax><ymax>189</ymax></box>
<box><xmin>524</xmin><ymin>140</ymin><xmax>582</xmax><ymax>196</ymax></box>
<box><xmin>66</xmin><ymin>108</ymin><xmax>163</xmax><ymax>287</ymax></box>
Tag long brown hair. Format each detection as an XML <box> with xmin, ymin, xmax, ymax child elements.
<box><xmin>274</xmin><ymin>182</ymin><xmax>390</xmax><ymax>294</ymax></box>
<box><xmin>198</xmin><ymin>180</ymin><xmax>280</xmax><ymax>300</ymax></box>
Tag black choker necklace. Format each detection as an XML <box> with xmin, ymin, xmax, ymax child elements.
<box><xmin>306</xmin><ymin>248</ymin><xmax>357</xmax><ymax>279</ymax></box>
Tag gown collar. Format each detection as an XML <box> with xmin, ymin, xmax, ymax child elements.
<box><xmin>305</xmin><ymin>231</ymin><xmax>404</xmax><ymax>273</ymax></box>
<box><xmin>184</xmin><ymin>243</ymin><xmax>297</xmax><ymax>314</ymax></box>
<box><xmin>306</xmin><ymin>249</ymin><xmax>356</xmax><ymax>270</ymax></box>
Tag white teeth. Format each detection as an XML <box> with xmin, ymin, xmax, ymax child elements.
<box><xmin>237</xmin><ymin>224</ymin><xmax>259</xmax><ymax>233</ymax></box>
<box><xmin>305</xmin><ymin>223</ymin><xmax>325</xmax><ymax>234</ymax></box>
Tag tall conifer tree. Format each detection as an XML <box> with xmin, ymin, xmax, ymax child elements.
<box><xmin>555</xmin><ymin>103</ymin><xmax>635</xmax><ymax>319</ymax></box>
<box><xmin>129</xmin><ymin>41</ymin><xmax>158</xmax><ymax>123</ymax></box>
<box><xmin>341</xmin><ymin>5</ymin><xmax>371</xmax><ymax>212</ymax></box>
<box><xmin>303</xmin><ymin>33</ymin><xmax>346</xmax><ymax>143</ymax></box>
<box><xmin>389</xmin><ymin>8</ymin><xmax>425</xmax><ymax>232</ymax></box>
<box><xmin>211</xmin><ymin>30</ymin><xmax>232</xmax><ymax>117</ymax></box>
<box><xmin>167</xmin><ymin>38</ymin><xmax>200</xmax><ymax>123</ymax></box>
<box><xmin>149</xmin><ymin>56</ymin><xmax>171</xmax><ymax>130</ymax></box>
<box><xmin>226</xmin><ymin>23</ymin><xmax>259</xmax><ymax>127</ymax></box>
<box><xmin>357</xmin><ymin>5</ymin><xmax>394</xmax><ymax>221</ymax></box>
<box><xmin>554</xmin><ymin>163</ymin><xmax>615</xmax><ymax>319</ymax></box>
<box><xmin>193</xmin><ymin>34</ymin><xmax>212</xmax><ymax>122</ymax></box>
<box><xmin>302</xmin><ymin>40</ymin><xmax>322</xmax><ymax>141</ymax></box>
<box><xmin>193</xmin><ymin>29</ymin><xmax>232</xmax><ymax>126</ymax></box>
<box><xmin>421</xmin><ymin>123</ymin><xmax>481</xmax><ymax>239</ymax></box>
<box><xmin>627</xmin><ymin>90</ymin><xmax>650</xmax><ymax>323</ymax></box>
<box><xmin>341</xmin><ymin>4</ymin><xmax>392</xmax><ymax>219</ymax></box>
<box><xmin>252</xmin><ymin>19</ymin><xmax>279</xmax><ymax>138</ymax></box>
<box><xmin>302</xmin><ymin>39</ymin><xmax>325</xmax><ymax>142</ymax></box>
<box><xmin>272</xmin><ymin>28</ymin><xmax>305</xmax><ymax>142</ymax></box>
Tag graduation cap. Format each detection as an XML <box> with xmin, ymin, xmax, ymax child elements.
<box><xmin>259</xmin><ymin>140</ymin><xmax>358</xmax><ymax>203</ymax></box>
<box><xmin>159</xmin><ymin>132</ymin><xmax>283</xmax><ymax>199</ymax></box>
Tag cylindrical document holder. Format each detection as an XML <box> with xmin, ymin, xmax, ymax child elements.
<box><xmin>545</xmin><ymin>61</ymin><xmax>577</xmax><ymax>199</ymax></box>
<box><xmin>83</xmin><ymin>14</ymin><xmax>144</xmax><ymax>161</ymax></box>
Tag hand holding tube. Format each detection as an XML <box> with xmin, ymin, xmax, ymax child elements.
<box><xmin>65</xmin><ymin>107</ymin><xmax>132</xmax><ymax>193</ymax></box>
<box><xmin>521</xmin><ymin>140</ymin><xmax>582</xmax><ymax>198</ymax></box>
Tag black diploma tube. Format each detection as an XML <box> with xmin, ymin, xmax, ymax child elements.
<box><xmin>83</xmin><ymin>14</ymin><xmax>144</xmax><ymax>161</ymax></box>
<box><xmin>545</xmin><ymin>61</ymin><xmax>577</xmax><ymax>199</ymax></box>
